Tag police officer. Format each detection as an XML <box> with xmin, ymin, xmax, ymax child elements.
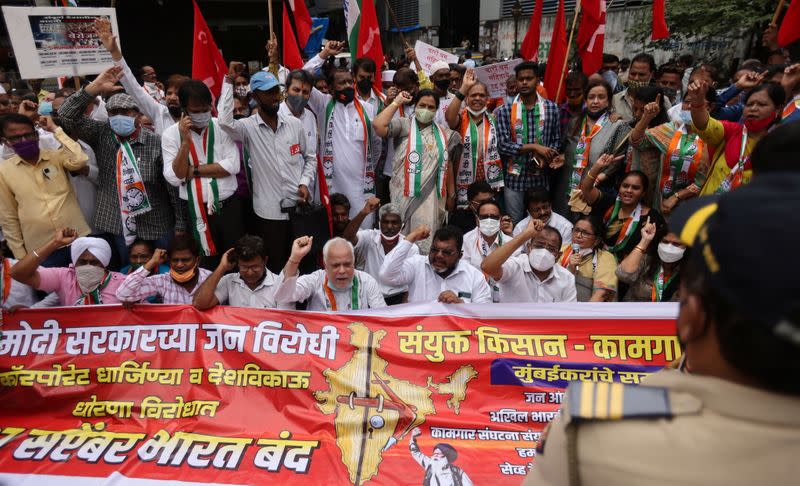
<box><xmin>523</xmin><ymin>172</ymin><xmax>800</xmax><ymax>485</ymax></box>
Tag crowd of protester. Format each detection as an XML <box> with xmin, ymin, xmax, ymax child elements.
<box><xmin>0</xmin><ymin>18</ymin><xmax>798</xmax><ymax>312</ymax></box>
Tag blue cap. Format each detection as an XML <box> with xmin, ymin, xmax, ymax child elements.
<box><xmin>250</xmin><ymin>71</ymin><xmax>280</xmax><ymax>92</ymax></box>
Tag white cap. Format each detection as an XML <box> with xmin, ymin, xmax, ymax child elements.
<box><xmin>429</xmin><ymin>61</ymin><xmax>450</xmax><ymax>75</ymax></box>
<box><xmin>382</xmin><ymin>70</ymin><xmax>396</xmax><ymax>83</ymax></box>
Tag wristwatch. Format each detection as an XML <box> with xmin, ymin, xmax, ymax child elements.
<box><xmin>193</xmin><ymin>167</ymin><xmax>200</xmax><ymax>178</ymax></box>
<box><xmin>454</xmin><ymin>91</ymin><xmax>466</xmax><ymax>101</ymax></box>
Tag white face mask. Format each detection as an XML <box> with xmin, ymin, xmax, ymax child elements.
<box><xmin>667</xmin><ymin>103</ymin><xmax>683</xmax><ymax>124</ymax></box>
<box><xmin>529</xmin><ymin>248</ymin><xmax>556</xmax><ymax>272</ymax></box>
<box><xmin>189</xmin><ymin>111</ymin><xmax>212</xmax><ymax>129</ymax></box>
<box><xmin>75</xmin><ymin>265</ymin><xmax>106</xmax><ymax>293</ymax></box>
<box><xmin>479</xmin><ymin>218</ymin><xmax>500</xmax><ymax>237</ymax></box>
<box><xmin>381</xmin><ymin>231</ymin><xmax>401</xmax><ymax>241</ymax></box>
<box><xmin>678</xmin><ymin>109</ymin><xmax>693</xmax><ymax>126</ymax></box>
<box><xmin>467</xmin><ymin>107</ymin><xmax>487</xmax><ymax>117</ymax></box>
<box><xmin>657</xmin><ymin>242</ymin><xmax>686</xmax><ymax>263</ymax></box>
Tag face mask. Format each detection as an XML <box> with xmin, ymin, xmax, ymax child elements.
<box><xmin>356</xmin><ymin>78</ymin><xmax>373</xmax><ymax>94</ymax></box>
<box><xmin>170</xmin><ymin>266</ymin><xmax>197</xmax><ymax>283</ymax></box>
<box><xmin>528</xmin><ymin>248</ymin><xmax>556</xmax><ymax>272</ymax></box>
<box><xmin>109</xmin><ymin>115</ymin><xmax>136</xmax><ymax>137</ymax></box>
<box><xmin>434</xmin><ymin>79</ymin><xmax>451</xmax><ymax>91</ymax></box>
<box><xmin>678</xmin><ymin>109</ymin><xmax>693</xmax><ymax>126</ymax></box>
<box><xmin>381</xmin><ymin>231</ymin><xmax>401</xmax><ymax>242</ymax></box>
<box><xmin>75</xmin><ymin>265</ymin><xmax>106</xmax><ymax>293</ymax></box>
<box><xmin>661</xmin><ymin>87</ymin><xmax>678</xmax><ymax>102</ymax></box>
<box><xmin>234</xmin><ymin>85</ymin><xmax>250</xmax><ymax>97</ymax></box>
<box><xmin>625</xmin><ymin>79</ymin><xmax>648</xmax><ymax>96</ymax></box>
<box><xmin>285</xmin><ymin>94</ymin><xmax>309</xmax><ymax>114</ymax></box>
<box><xmin>657</xmin><ymin>243</ymin><xmax>685</xmax><ymax>263</ymax></box>
<box><xmin>38</xmin><ymin>101</ymin><xmax>53</xmax><ymax>116</ymax></box>
<box><xmin>10</xmin><ymin>139</ymin><xmax>40</xmax><ymax>161</ymax></box>
<box><xmin>415</xmin><ymin>108</ymin><xmax>435</xmax><ymax>124</ymax></box>
<box><xmin>259</xmin><ymin>103</ymin><xmax>280</xmax><ymax>117</ymax></box>
<box><xmin>334</xmin><ymin>87</ymin><xmax>355</xmax><ymax>104</ymax></box>
<box><xmin>479</xmin><ymin>218</ymin><xmax>500</xmax><ymax>237</ymax></box>
<box><xmin>129</xmin><ymin>262</ymin><xmax>143</xmax><ymax>271</ymax></box>
<box><xmin>566</xmin><ymin>95</ymin><xmax>584</xmax><ymax>107</ymax></box>
<box><xmin>189</xmin><ymin>111</ymin><xmax>211</xmax><ymax>129</ymax></box>
<box><xmin>743</xmin><ymin>112</ymin><xmax>776</xmax><ymax>133</ymax></box>
<box><xmin>233</xmin><ymin>114</ymin><xmax>247</xmax><ymax>120</ymax></box>
<box><xmin>466</xmin><ymin>107</ymin><xmax>487</xmax><ymax>117</ymax></box>
<box><xmin>168</xmin><ymin>105</ymin><xmax>182</xmax><ymax>118</ymax></box>
<box><xmin>586</xmin><ymin>107</ymin><xmax>607</xmax><ymax>120</ymax></box>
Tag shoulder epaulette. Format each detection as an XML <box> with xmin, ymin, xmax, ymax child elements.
<box><xmin>566</xmin><ymin>381</ymin><xmax>671</xmax><ymax>422</ymax></box>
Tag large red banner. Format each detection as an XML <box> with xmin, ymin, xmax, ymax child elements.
<box><xmin>0</xmin><ymin>303</ymin><xmax>679</xmax><ymax>485</ymax></box>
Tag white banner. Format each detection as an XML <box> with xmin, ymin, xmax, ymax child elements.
<box><xmin>2</xmin><ymin>6</ymin><xmax>121</xmax><ymax>80</ymax></box>
<box><xmin>414</xmin><ymin>40</ymin><xmax>458</xmax><ymax>75</ymax></box>
<box><xmin>474</xmin><ymin>59</ymin><xmax>522</xmax><ymax>98</ymax></box>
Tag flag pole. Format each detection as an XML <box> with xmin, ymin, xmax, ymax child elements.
<box><xmin>771</xmin><ymin>0</ymin><xmax>787</xmax><ymax>24</ymax></box>
<box><xmin>268</xmin><ymin>0</ymin><xmax>274</xmax><ymax>38</ymax></box>
<box><xmin>382</xmin><ymin>0</ymin><xmax>408</xmax><ymax>47</ymax></box>
<box><xmin>555</xmin><ymin>1</ymin><xmax>581</xmax><ymax>103</ymax></box>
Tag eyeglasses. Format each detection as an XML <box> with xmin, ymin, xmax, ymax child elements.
<box><xmin>430</xmin><ymin>247</ymin><xmax>458</xmax><ymax>257</ymax></box>
<box><xmin>4</xmin><ymin>132</ymin><xmax>38</xmax><ymax>143</ymax></box>
<box><xmin>572</xmin><ymin>228</ymin><xmax>595</xmax><ymax>237</ymax></box>
<box><xmin>478</xmin><ymin>214</ymin><xmax>500</xmax><ymax>220</ymax></box>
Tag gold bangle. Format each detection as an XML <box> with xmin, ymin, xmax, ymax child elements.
<box><xmin>634</xmin><ymin>246</ymin><xmax>646</xmax><ymax>253</ymax></box>
<box><xmin>586</xmin><ymin>173</ymin><xmax>597</xmax><ymax>180</ymax></box>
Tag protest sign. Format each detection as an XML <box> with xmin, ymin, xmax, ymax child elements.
<box><xmin>0</xmin><ymin>302</ymin><xmax>679</xmax><ymax>484</ymax></box>
<box><xmin>414</xmin><ymin>40</ymin><xmax>458</xmax><ymax>75</ymax></box>
<box><xmin>1</xmin><ymin>6</ymin><xmax>120</xmax><ymax>79</ymax></box>
<box><xmin>474</xmin><ymin>59</ymin><xmax>522</xmax><ymax>98</ymax></box>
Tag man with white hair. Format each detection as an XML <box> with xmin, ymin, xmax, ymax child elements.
<box><xmin>342</xmin><ymin>197</ymin><xmax>418</xmax><ymax>305</ymax></box>
<box><xmin>275</xmin><ymin>236</ymin><xmax>386</xmax><ymax>311</ymax></box>
<box><xmin>10</xmin><ymin>227</ymin><xmax>126</xmax><ymax>305</ymax></box>
<box><xmin>409</xmin><ymin>427</ymin><xmax>473</xmax><ymax>486</ymax></box>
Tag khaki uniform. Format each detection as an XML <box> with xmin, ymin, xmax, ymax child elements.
<box><xmin>523</xmin><ymin>370</ymin><xmax>800</xmax><ymax>486</ymax></box>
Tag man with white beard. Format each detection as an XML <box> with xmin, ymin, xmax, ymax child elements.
<box><xmin>409</xmin><ymin>428</ymin><xmax>473</xmax><ymax>486</ymax></box>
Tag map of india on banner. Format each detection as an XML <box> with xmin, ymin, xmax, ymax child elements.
<box><xmin>0</xmin><ymin>303</ymin><xmax>680</xmax><ymax>484</ymax></box>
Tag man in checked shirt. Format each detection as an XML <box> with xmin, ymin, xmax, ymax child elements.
<box><xmin>494</xmin><ymin>62</ymin><xmax>561</xmax><ymax>224</ymax></box>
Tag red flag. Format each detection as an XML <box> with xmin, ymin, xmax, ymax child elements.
<box><xmin>544</xmin><ymin>0</ymin><xmax>568</xmax><ymax>103</ymax></box>
<box><xmin>191</xmin><ymin>0</ymin><xmax>227</xmax><ymax>98</ymax></box>
<box><xmin>778</xmin><ymin>0</ymin><xmax>800</xmax><ymax>47</ymax></box>
<box><xmin>520</xmin><ymin>0</ymin><xmax>544</xmax><ymax>61</ymax></box>
<box><xmin>282</xmin><ymin>0</ymin><xmax>313</xmax><ymax>70</ymax></box>
<box><xmin>356</xmin><ymin>0</ymin><xmax>385</xmax><ymax>93</ymax></box>
<box><xmin>652</xmin><ymin>0</ymin><xmax>669</xmax><ymax>40</ymax></box>
<box><xmin>577</xmin><ymin>0</ymin><xmax>606</xmax><ymax>75</ymax></box>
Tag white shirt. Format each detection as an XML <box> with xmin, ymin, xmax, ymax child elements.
<box><xmin>462</xmin><ymin>228</ymin><xmax>520</xmax><ymax>303</ymax></box>
<box><xmin>214</xmin><ymin>269</ymin><xmax>294</xmax><ymax>309</ymax></box>
<box><xmin>161</xmin><ymin>118</ymin><xmax>240</xmax><ymax>202</ymax></box>
<box><xmin>498</xmin><ymin>253</ymin><xmax>577</xmax><ymax>303</ymax></box>
<box><xmin>379</xmin><ymin>239</ymin><xmax>492</xmax><ymax>304</ymax></box>
<box><xmin>513</xmin><ymin>211</ymin><xmax>573</xmax><ymax>246</ymax></box>
<box><xmin>114</xmin><ymin>57</ymin><xmax>176</xmax><ymax>135</ymax></box>
<box><xmin>1</xmin><ymin>258</ymin><xmax>37</xmax><ymax>309</ymax></box>
<box><xmin>303</xmin><ymin>55</ymin><xmax>382</xmax><ymax>228</ymax></box>
<box><xmin>218</xmin><ymin>81</ymin><xmax>316</xmax><ymax>221</ymax></box>
<box><xmin>71</xmin><ymin>140</ymin><xmax>99</xmax><ymax>232</ymax></box>
<box><xmin>435</xmin><ymin>94</ymin><xmax>455</xmax><ymax>126</ymax></box>
<box><xmin>274</xmin><ymin>269</ymin><xmax>386</xmax><ymax>311</ymax></box>
<box><xmin>354</xmin><ymin>229</ymin><xmax>419</xmax><ymax>297</ymax></box>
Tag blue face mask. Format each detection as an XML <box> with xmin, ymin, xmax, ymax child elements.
<box><xmin>678</xmin><ymin>110</ymin><xmax>693</xmax><ymax>126</ymax></box>
<box><xmin>109</xmin><ymin>115</ymin><xmax>136</xmax><ymax>137</ymax></box>
<box><xmin>38</xmin><ymin>101</ymin><xmax>53</xmax><ymax>116</ymax></box>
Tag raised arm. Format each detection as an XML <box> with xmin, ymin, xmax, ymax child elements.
<box><xmin>379</xmin><ymin>225</ymin><xmax>429</xmax><ymax>287</ymax></box>
<box><xmin>193</xmin><ymin>248</ymin><xmax>234</xmax><ymax>310</ymax></box>
<box><xmin>630</xmin><ymin>94</ymin><xmax>661</xmax><ymax>145</ymax></box>
<box><xmin>115</xmin><ymin>249</ymin><xmax>166</xmax><ymax>302</ymax></box>
<box><xmin>579</xmin><ymin>153</ymin><xmax>621</xmax><ymax>205</ymax></box>
<box><xmin>343</xmin><ymin>197</ymin><xmax>381</xmax><ymax>245</ymax></box>
<box><xmin>373</xmin><ymin>91</ymin><xmax>411</xmax><ymax>137</ymax></box>
<box><xmin>445</xmin><ymin>70</ymin><xmax>476</xmax><ymax>130</ymax></box>
<box><xmin>10</xmin><ymin>228</ymin><xmax>78</xmax><ymax>288</ymax></box>
<box><xmin>57</xmin><ymin>68</ymin><xmax>122</xmax><ymax>147</ymax></box>
<box><xmin>274</xmin><ymin>237</ymin><xmax>316</xmax><ymax>304</ymax></box>
<box><xmin>616</xmin><ymin>220</ymin><xmax>656</xmax><ymax>281</ymax></box>
<box><xmin>688</xmin><ymin>80</ymin><xmax>711</xmax><ymax>132</ymax></box>
<box><xmin>481</xmin><ymin>218</ymin><xmax>544</xmax><ymax>281</ymax></box>
<box><xmin>217</xmin><ymin>62</ymin><xmax>247</xmax><ymax>141</ymax></box>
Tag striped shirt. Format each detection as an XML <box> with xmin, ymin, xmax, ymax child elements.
<box><xmin>116</xmin><ymin>266</ymin><xmax>211</xmax><ymax>304</ymax></box>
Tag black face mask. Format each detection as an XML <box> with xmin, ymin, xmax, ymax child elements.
<box><xmin>357</xmin><ymin>78</ymin><xmax>373</xmax><ymax>94</ymax></box>
<box><xmin>234</xmin><ymin>114</ymin><xmax>247</xmax><ymax>120</ymax></box>
<box><xmin>434</xmin><ymin>78</ymin><xmax>450</xmax><ymax>92</ymax></box>
<box><xmin>260</xmin><ymin>103</ymin><xmax>279</xmax><ymax>117</ymax></box>
<box><xmin>586</xmin><ymin>107</ymin><xmax>608</xmax><ymax>120</ymax></box>
<box><xmin>168</xmin><ymin>105</ymin><xmax>182</xmax><ymax>118</ymax></box>
<box><xmin>335</xmin><ymin>87</ymin><xmax>355</xmax><ymax>104</ymax></box>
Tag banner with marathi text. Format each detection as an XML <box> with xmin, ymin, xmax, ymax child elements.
<box><xmin>0</xmin><ymin>303</ymin><xmax>680</xmax><ymax>485</ymax></box>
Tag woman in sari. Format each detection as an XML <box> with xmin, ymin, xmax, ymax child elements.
<box><xmin>690</xmin><ymin>80</ymin><xmax>785</xmax><ymax>195</ymax></box>
<box><xmin>373</xmin><ymin>89</ymin><xmax>461</xmax><ymax>253</ymax></box>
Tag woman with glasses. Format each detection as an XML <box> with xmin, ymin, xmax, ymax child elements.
<box><xmin>558</xmin><ymin>215</ymin><xmax>618</xmax><ymax>302</ymax></box>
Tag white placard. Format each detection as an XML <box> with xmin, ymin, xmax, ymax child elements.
<box><xmin>474</xmin><ymin>59</ymin><xmax>522</xmax><ymax>98</ymax></box>
<box><xmin>414</xmin><ymin>40</ymin><xmax>458</xmax><ymax>75</ymax></box>
<box><xmin>2</xmin><ymin>6</ymin><xmax>121</xmax><ymax>80</ymax></box>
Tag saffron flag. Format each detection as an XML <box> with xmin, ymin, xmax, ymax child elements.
<box><xmin>191</xmin><ymin>0</ymin><xmax>227</xmax><ymax>98</ymax></box>
<box><xmin>283</xmin><ymin>0</ymin><xmax>313</xmax><ymax>70</ymax></box>
<box><xmin>577</xmin><ymin>0</ymin><xmax>606</xmax><ymax>75</ymax></box>
<box><xmin>652</xmin><ymin>0</ymin><xmax>669</xmax><ymax>40</ymax></box>
<box><xmin>778</xmin><ymin>0</ymin><xmax>800</xmax><ymax>47</ymax></box>
<box><xmin>346</xmin><ymin>0</ymin><xmax>384</xmax><ymax>92</ymax></box>
<box><xmin>544</xmin><ymin>0</ymin><xmax>568</xmax><ymax>103</ymax></box>
<box><xmin>519</xmin><ymin>0</ymin><xmax>544</xmax><ymax>61</ymax></box>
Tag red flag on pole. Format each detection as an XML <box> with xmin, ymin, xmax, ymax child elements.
<box><xmin>652</xmin><ymin>0</ymin><xmax>669</xmax><ymax>40</ymax></box>
<box><xmin>778</xmin><ymin>0</ymin><xmax>800</xmax><ymax>47</ymax></box>
<box><xmin>191</xmin><ymin>0</ymin><xmax>227</xmax><ymax>98</ymax></box>
<box><xmin>544</xmin><ymin>0</ymin><xmax>568</xmax><ymax>103</ymax></box>
<box><xmin>577</xmin><ymin>0</ymin><xmax>606</xmax><ymax>75</ymax></box>
<box><xmin>356</xmin><ymin>0</ymin><xmax>385</xmax><ymax>93</ymax></box>
<box><xmin>283</xmin><ymin>0</ymin><xmax>313</xmax><ymax>70</ymax></box>
<box><xmin>520</xmin><ymin>0</ymin><xmax>545</xmax><ymax>61</ymax></box>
